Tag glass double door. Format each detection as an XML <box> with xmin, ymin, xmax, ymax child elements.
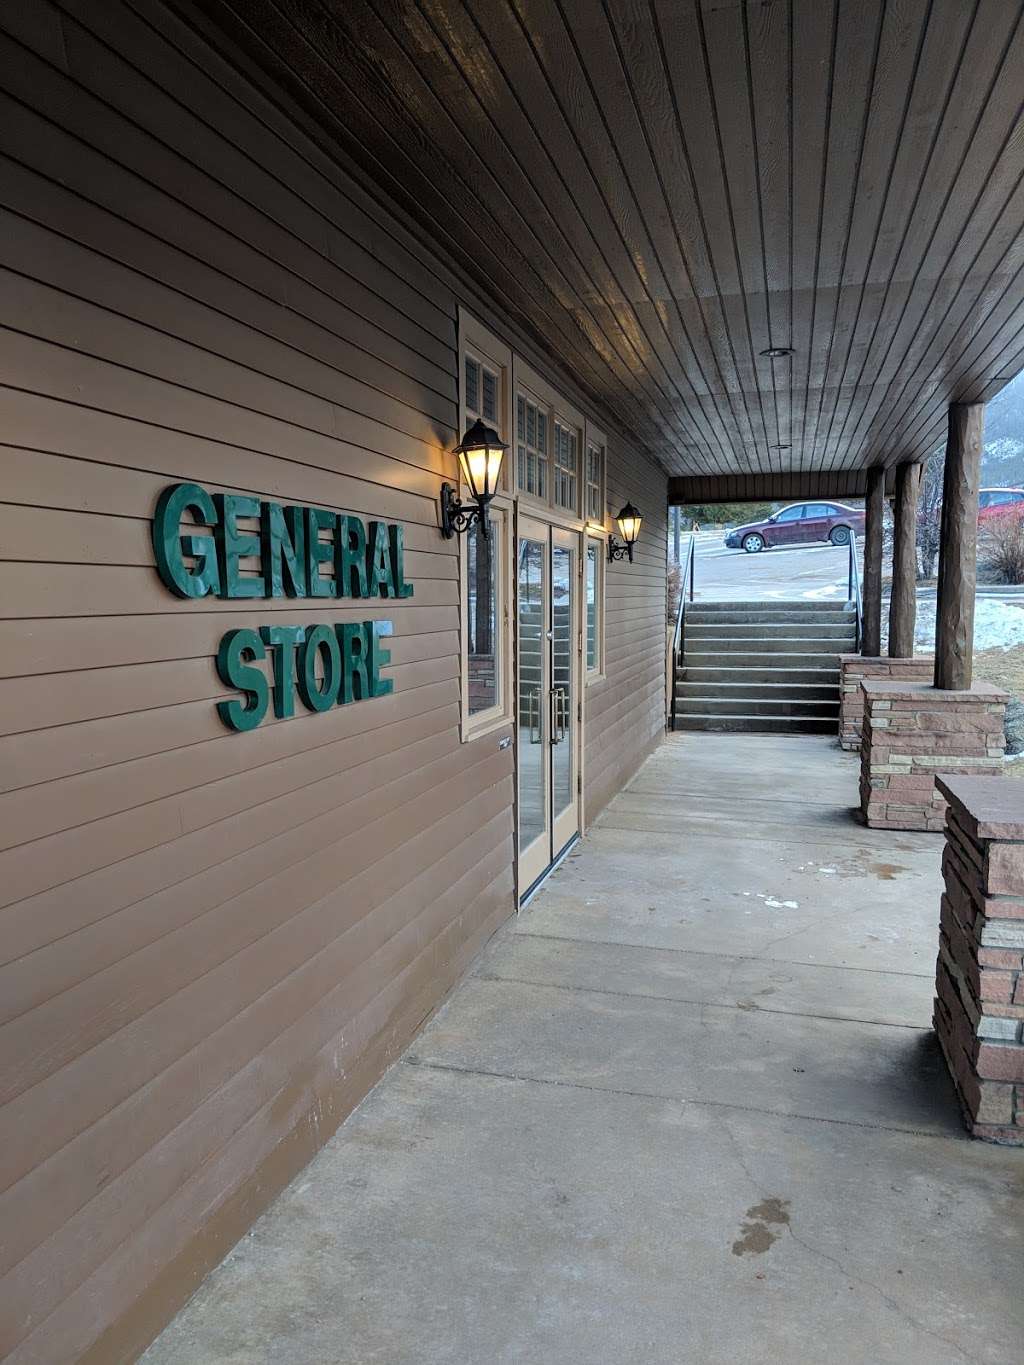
<box><xmin>517</xmin><ymin>516</ymin><xmax>581</xmax><ymax>894</ymax></box>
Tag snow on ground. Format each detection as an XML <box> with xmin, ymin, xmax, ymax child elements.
<box><xmin>912</xmin><ymin>597</ymin><xmax>1024</xmax><ymax>651</ymax></box>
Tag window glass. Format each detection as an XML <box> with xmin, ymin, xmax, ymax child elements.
<box><xmin>466</xmin><ymin>514</ymin><xmax>499</xmax><ymax>716</ymax></box>
<box><xmin>517</xmin><ymin>394</ymin><xmax>548</xmax><ymax>499</ymax></box>
<box><xmin>776</xmin><ymin>505</ymin><xmax>803</xmax><ymax>522</ymax></box>
<box><xmin>553</xmin><ymin>420</ymin><xmax>579</xmax><ymax>512</ymax></box>
<box><xmin>465</xmin><ymin>356</ymin><xmax>479</xmax><ymax>417</ymax></box>
<box><xmin>804</xmin><ymin>504</ymin><xmax>831</xmax><ymax>517</ymax></box>
<box><xmin>586</xmin><ymin>540</ymin><xmax>602</xmax><ymax>673</ymax></box>
<box><xmin>585</xmin><ymin>443</ymin><xmax>604</xmax><ymax>522</ymax></box>
<box><xmin>466</xmin><ymin>353</ymin><xmax>499</xmax><ymax>427</ymax></box>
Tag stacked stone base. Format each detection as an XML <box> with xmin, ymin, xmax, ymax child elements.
<box><xmin>838</xmin><ymin>655</ymin><xmax>933</xmax><ymax>750</ymax></box>
<box><xmin>859</xmin><ymin>680</ymin><xmax>1007</xmax><ymax>831</ymax></box>
<box><xmin>933</xmin><ymin>777</ymin><xmax>1024</xmax><ymax>1144</ymax></box>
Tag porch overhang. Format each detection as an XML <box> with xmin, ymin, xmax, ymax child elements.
<box><xmin>202</xmin><ymin>0</ymin><xmax>1024</xmax><ymax>483</ymax></box>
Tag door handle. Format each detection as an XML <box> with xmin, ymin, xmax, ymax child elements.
<box><xmin>550</xmin><ymin>687</ymin><xmax>568</xmax><ymax>745</ymax></box>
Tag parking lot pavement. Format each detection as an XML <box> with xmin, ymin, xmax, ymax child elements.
<box><xmin>683</xmin><ymin>536</ymin><xmax>863</xmax><ymax>601</ymax></box>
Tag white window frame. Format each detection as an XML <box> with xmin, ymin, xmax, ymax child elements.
<box><xmin>513</xmin><ymin>360</ymin><xmax>585</xmax><ymax>525</ymax></box>
<box><xmin>584</xmin><ymin>535</ymin><xmax>606</xmax><ymax>681</ymax></box>
<box><xmin>458</xmin><ymin>308</ymin><xmax>514</xmax><ymax>741</ymax></box>
<box><xmin>583</xmin><ymin>420</ymin><xmax>608</xmax><ymax>682</ymax></box>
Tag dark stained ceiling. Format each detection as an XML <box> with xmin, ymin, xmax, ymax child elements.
<box><xmin>206</xmin><ymin>0</ymin><xmax>1024</xmax><ymax>482</ymax></box>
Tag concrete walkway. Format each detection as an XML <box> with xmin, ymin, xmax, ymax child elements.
<box><xmin>143</xmin><ymin>735</ymin><xmax>1024</xmax><ymax>1365</ymax></box>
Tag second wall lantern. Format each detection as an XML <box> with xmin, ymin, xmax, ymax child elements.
<box><xmin>608</xmin><ymin>501</ymin><xmax>643</xmax><ymax>563</ymax></box>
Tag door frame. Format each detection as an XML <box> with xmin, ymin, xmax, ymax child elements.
<box><xmin>515</xmin><ymin>512</ymin><xmax>583</xmax><ymax>899</ymax></box>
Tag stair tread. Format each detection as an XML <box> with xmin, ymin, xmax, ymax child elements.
<box><xmin>676</xmin><ymin>682</ymin><xmax>840</xmax><ymax>691</ymax></box>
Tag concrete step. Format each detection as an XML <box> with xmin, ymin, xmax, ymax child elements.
<box><xmin>678</xmin><ymin>665</ymin><xmax>840</xmax><ymax>686</ymax></box>
<box><xmin>673</xmin><ymin>695</ymin><xmax>839</xmax><ymax>718</ymax></box>
<box><xmin>675</xmin><ymin>680</ymin><xmax>840</xmax><ymax>702</ymax></box>
<box><xmin>687</xmin><ymin>600</ymin><xmax>853</xmax><ymax>613</ymax></box>
<box><xmin>684</xmin><ymin>635</ymin><xmax>850</xmax><ymax>655</ymax></box>
<box><xmin>671</xmin><ymin>713</ymin><xmax>839</xmax><ymax>735</ymax></box>
<box><xmin>685</xmin><ymin>609</ymin><xmax>855</xmax><ymax>626</ymax></box>
<box><xmin>684</xmin><ymin>622</ymin><xmax>856</xmax><ymax>641</ymax></box>
<box><xmin>685</xmin><ymin>650</ymin><xmax>844</xmax><ymax>669</ymax></box>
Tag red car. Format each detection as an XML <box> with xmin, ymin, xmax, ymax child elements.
<box><xmin>724</xmin><ymin>500</ymin><xmax>865</xmax><ymax>553</ymax></box>
<box><xmin>978</xmin><ymin>487</ymin><xmax>1024</xmax><ymax>523</ymax></box>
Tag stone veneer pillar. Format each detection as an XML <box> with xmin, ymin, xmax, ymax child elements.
<box><xmin>838</xmin><ymin>655</ymin><xmax>933</xmax><ymax>751</ymax></box>
<box><xmin>933</xmin><ymin>776</ymin><xmax>1024</xmax><ymax>1144</ymax></box>
<box><xmin>859</xmin><ymin>679</ymin><xmax>1007</xmax><ymax>831</ymax></box>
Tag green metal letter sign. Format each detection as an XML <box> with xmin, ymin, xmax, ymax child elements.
<box><xmin>366</xmin><ymin>520</ymin><xmax>396</xmax><ymax>597</ymax></box>
<box><xmin>337</xmin><ymin>515</ymin><xmax>369</xmax><ymax>598</ymax></box>
<box><xmin>261</xmin><ymin>502</ymin><xmax>307</xmax><ymax>598</ymax></box>
<box><xmin>305</xmin><ymin>507</ymin><xmax>338</xmax><ymax>598</ymax></box>
<box><xmin>260</xmin><ymin>624</ymin><xmax>305</xmax><ymax>718</ymax></box>
<box><xmin>215</xmin><ymin>493</ymin><xmax>265</xmax><ymax>598</ymax></box>
<box><xmin>216</xmin><ymin>628</ymin><xmax>269</xmax><ymax>730</ymax></box>
<box><xmin>153</xmin><ymin>483</ymin><xmax>221</xmax><ymax>598</ymax></box>
<box><xmin>297</xmin><ymin>623</ymin><xmax>342</xmax><ymax>711</ymax></box>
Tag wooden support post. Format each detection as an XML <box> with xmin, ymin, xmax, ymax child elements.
<box><xmin>935</xmin><ymin>403</ymin><xmax>983</xmax><ymax>690</ymax></box>
<box><xmin>861</xmin><ymin>466</ymin><xmax>885</xmax><ymax>657</ymax></box>
<box><xmin>888</xmin><ymin>461</ymin><xmax>922</xmax><ymax>658</ymax></box>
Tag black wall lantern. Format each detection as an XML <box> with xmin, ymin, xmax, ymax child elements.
<box><xmin>440</xmin><ymin>418</ymin><xmax>508</xmax><ymax>540</ymax></box>
<box><xmin>608</xmin><ymin>501</ymin><xmax>643</xmax><ymax>563</ymax></box>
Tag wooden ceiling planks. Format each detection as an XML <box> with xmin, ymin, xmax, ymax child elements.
<box><xmin>204</xmin><ymin>0</ymin><xmax>1024</xmax><ymax>482</ymax></box>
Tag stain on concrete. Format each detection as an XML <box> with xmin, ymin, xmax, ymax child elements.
<box><xmin>731</xmin><ymin>1197</ymin><xmax>791</xmax><ymax>1256</ymax></box>
<box><xmin>869</xmin><ymin>861</ymin><xmax>909</xmax><ymax>881</ymax></box>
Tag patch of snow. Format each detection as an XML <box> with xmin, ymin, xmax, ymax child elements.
<box><xmin>913</xmin><ymin>597</ymin><xmax>1024</xmax><ymax>652</ymax></box>
<box><xmin>764</xmin><ymin>897</ymin><xmax>799</xmax><ymax>909</ymax></box>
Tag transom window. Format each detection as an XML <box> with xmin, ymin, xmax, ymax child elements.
<box><xmin>553</xmin><ymin>420</ymin><xmax>579</xmax><ymax>513</ymax></box>
<box><xmin>517</xmin><ymin>394</ymin><xmax>548</xmax><ymax>500</ymax></box>
<box><xmin>465</xmin><ymin>353</ymin><xmax>499</xmax><ymax>426</ymax></box>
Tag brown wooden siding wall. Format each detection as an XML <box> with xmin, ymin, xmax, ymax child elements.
<box><xmin>0</xmin><ymin>2</ymin><xmax>666</xmax><ymax>1360</ymax></box>
<box><xmin>586</xmin><ymin>443</ymin><xmax>669</xmax><ymax>825</ymax></box>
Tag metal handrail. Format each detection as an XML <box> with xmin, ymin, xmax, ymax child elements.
<box><xmin>669</xmin><ymin>532</ymin><xmax>696</xmax><ymax>730</ymax></box>
<box><xmin>847</xmin><ymin>531</ymin><xmax>863</xmax><ymax>652</ymax></box>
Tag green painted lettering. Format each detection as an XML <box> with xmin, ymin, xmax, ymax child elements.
<box><xmin>153</xmin><ymin>483</ymin><xmax>221</xmax><ymax>598</ymax></box>
<box><xmin>261</xmin><ymin>503</ymin><xmax>307</xmax><ymax>597</ymax></box>
<box><xmin>367</xmin><ymin>619</ymin><xmax>394</xmax><ymax>697</ymax></box>
<box><xmin>215</xmin><ymin>493</ymin><xmax>265</xmax><ymax>598</ymax></box>
<box><xmin>260</xmin><ymin>624</ymin><xmax>305</xmax><ymax>718</ymax></box>
<box><xmin>366</xmin><ymin>520</ymin><xmax>396</xmax><ymax>597</ymax></box>
<box><xmin>216</xmin><ymin>628</ymin><xmax>268</xmax><ymax>730</ymax></box>
<box><xmin>389</xmin><ymin>525</ymin><xmax>414</xmax><ymax>598</ymax></box>
<box><xmin>297</xmin><ymin>623</ymin><xmax>341</xmax><ymax>711</ymax></box>
<box><xmin>305</xmin><ymin>507</ymin><xmax>337</xmax><ymax>598</ymax></box>
<box><xmin>337</xmin><ymin>515</ymin><xmax>368</xmax><ymax>598</ymax></box>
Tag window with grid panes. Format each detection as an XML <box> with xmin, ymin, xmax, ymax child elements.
<box><xmin>585</xmin><ymin>442</ymin><xmax>603</xmax><ymax>522</ymax></box>
<box><xmin>553</xmin><ymin>420</ymin><xmax>579</xmax><ymax>513</ymax></box>
<box><xmin>516</xmin><ymin>394</ymin><xmax>548</xmax><ymax>500</ymax></box>
<box><xmin>465</xmin><ymin>353</ymin><xmax>499</xmax><ymax>426</ymax></box>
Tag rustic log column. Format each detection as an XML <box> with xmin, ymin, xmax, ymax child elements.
<box><xmin>861</xmin><ymin>466</ymin><xmax>885</xmax><ymax>657</ymax></box>
<box><xmin>889</xmin><ymin>461</ymin><xmax>922</xmax><ymax>658</ymax></box>
<box><xmin>935</xmin><ymin>403</ymin><xmax>983</xmax><ymax>690</ymax></box>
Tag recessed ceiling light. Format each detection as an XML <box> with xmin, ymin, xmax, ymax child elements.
<box><xmin>772</xmin><ymin>443</ymin><xmax>792</xmax><ymax>449</ymax></box>
<box><xmin>761</xmin><ymin>346</ymin><xmax>794</xmax><ymax>358</ymax></box>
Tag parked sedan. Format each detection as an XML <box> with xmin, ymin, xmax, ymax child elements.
<box><xmin>724</xmin><ymin>501</ymin><xmax>865</xmax><ymax>553</ymax></box>
<box><xmin>978</xmin><ymin>487</ymin><xmax>1024</xmax><ymax>523</ymax></box>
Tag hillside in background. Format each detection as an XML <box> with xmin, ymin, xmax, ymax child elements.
<box><xmin>981</xmin><ymin>369</ymin><xmax>1024</xmax><ymax>485</ymax></box>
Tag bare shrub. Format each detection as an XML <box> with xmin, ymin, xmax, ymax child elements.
<box><xmin>916</xmin><ymin>451</ymin><xmax>943</xmax><ymax>580</ymax></box>
<box><xmin>667</xmin><ymin>561</ymin><xmax>682</xmax><ymax>627</ymax></box>
<box><xmin>985</xmin><ymin>512</ymin><xmax>1024</xmax><ymax>584</ymax></box>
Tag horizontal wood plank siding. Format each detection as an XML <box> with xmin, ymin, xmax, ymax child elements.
<box><xmin>585</xmin><ymin>439</ymin><xmax>668</xmax><ymax>825</ymax></box>
<box><xmin>0</xmin><ymin>2</ymin><xmax>668</xmax><ymax>1361</ymax></box>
